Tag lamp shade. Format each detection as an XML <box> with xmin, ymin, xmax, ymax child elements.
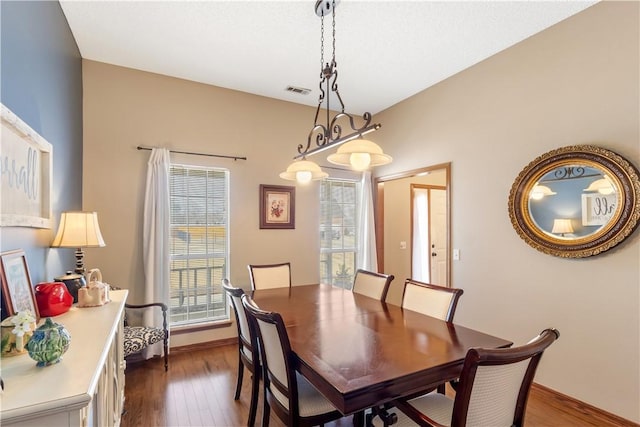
<box><xmin>551</xmin><ymin>219</ymin><xmax>574</xmax><ymax>235</ymax></box>
<box><xmin>326</xmin><ymin>139</ymin><xmax>392</xmax><ymax>171</ymax></box>
<box><xmin>279</xmin><ymin>159</ymin><xmax>328</xmax><ymax>184</ymax></box>
<box><xmin>585</xmin><ymin>176</ymin><xmax>615</xmax><ymax>195</ymax></box>
<box><xmin>51</xmin><ymin>211</ymin><xmax>106</xmax><ymax>248</ymax></box>
<box><xmin>529</xmin><ymin>184</ymin><xmax>557</xmax><ymax>200</ymax></box>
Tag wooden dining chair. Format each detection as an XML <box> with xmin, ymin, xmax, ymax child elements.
<box><xmin>387</xmin><ymin>328</ymin><xmax>560</xmax><ymax>427</ymax></box>
<box><xmin>248</xmin><ymin>262</ymin><xmax>292</xmax><ymax>290</ymax></box>
<box><xmin>352</xmin><ymin>269</ymin><xmax>395</xmax><ymax>301</ymax></box>
<box><xmin>222</xmin><ymin>279</ymin><xmax>260</xmax><ymax>427</ymax></box>
<box><xmin>401</xmin><ymin>279</ymin><xmax>464</xmax><ymax>396</ymax></box>
<box><xmin>401</xmin><ymin>279</ymin><xmax>464</xmax><ymax>322</ymax></box>
<box><xmin>241</xmin><ymin>294</ymin><xmax>346</xmax><ymax>427</ymax></box>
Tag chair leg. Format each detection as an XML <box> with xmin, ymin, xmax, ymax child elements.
<box><xmin>234</xmin><ymin>357</ymin><xmax>244</xmax><ymax>400</ymax></box>
<box><xmin>163</xmin><ymin>335</ymin><xmax>169</xmax><ymax>372</ymax></box>
<box><xmin>262</xmin><ymin>397</ymin><xmax>270</xmax><ymax>427</ymax></box>
<box><xmin>248</xmin><ymin>371</ymin><xmax>260</xmax><ymax>426</ymax></box>
<box><xmin>437</xmin><ymin>382</ymin><xmax>446</xmax><ymax>394</ymax></box>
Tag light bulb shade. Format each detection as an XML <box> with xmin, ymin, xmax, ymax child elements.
<box><xmin>279</xmin><ymin>159</ymin><xmax>328</xmax><ymax>183</ymax></box>
<box><xmin>529</xmin><ymin>184</ymin><xmax>557</xmax><ymax>200</ymax></box>
<box><xmin>51</xmin><ymin>211</ymin><xmax>106</xmax><ymax>248</ymax></box>
<box><xmin>585</xmin><ymin>176</ymin><xmax>616</xmax><ymax>195</ymax></box>
<box><xmin>327</xmin><ymin>139</ymin><xmax>392</xmax><ymax>170</ymax></box>
<box><xmin>551</xmin><ymin>218</ymin><xmax>574</xmax><ymax>234</ymax></box>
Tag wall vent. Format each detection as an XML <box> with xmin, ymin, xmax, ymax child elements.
<box><xmin>285</xmin><ymin>86</ymin><xmax>311</xmax><ymax>95</ymax></box>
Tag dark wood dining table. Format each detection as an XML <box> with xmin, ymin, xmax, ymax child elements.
<box><xmin>250</xmin><ymin>283</ymin><xmax>512</xmax><ymax>417</ymax></box>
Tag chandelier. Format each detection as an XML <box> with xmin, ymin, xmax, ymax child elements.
<box><xmin>280</xmin><ymin>0</ymin><xmax>392</xmax><ymax>184</ymax></box>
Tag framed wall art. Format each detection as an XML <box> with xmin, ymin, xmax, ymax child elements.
<box><xmin>0</xmin><ymin>249</ymin><xmax>40</xmax><ymax>320</ymax></box>
<box><xmin>1</xmin><ymin>104</ymin><xmax>53</xmax><ymax>228</ymax></box>
<box><xmin>259</xmin><ymin>184</ymin><xmax>295</xmax><ymax>229</ymax></box>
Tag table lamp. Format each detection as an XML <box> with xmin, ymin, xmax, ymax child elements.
<box><xmin>551</xmin><ymin>218</ymin><xmax>574</xmax><ymax>237</ymax></box>
<box><xmin>51</xmin><ymin>211</ymin><xmax>106</xmax><ymax>274</ymax></box>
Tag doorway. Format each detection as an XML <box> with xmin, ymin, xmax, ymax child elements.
<box><xmin>374</xmin><ymin>163</ymin><xmax>450</xmax><ymax>305</ymax></box>
<box><xmin>411</xmin><ymin>185</ymin><xmax>448</xmax><ymax>285</ymax></box>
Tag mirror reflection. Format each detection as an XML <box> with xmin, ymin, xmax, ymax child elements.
<box><xmin>528</xmin><ymin>164</ymin><xmax>620</xmax><ymax>240</ymax></box>
<box><xmin>509</xmin><ymin>145</ymin><xmax>640</xmax><ymax>258</ymax></box>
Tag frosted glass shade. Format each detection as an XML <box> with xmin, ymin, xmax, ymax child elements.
<box><xmin>279</xmin><ymin>159</ymin><xmax>328</xmax><ymax>183</ymax></box>
<box><xmin>327</xmin><ymin>139</ymin><xmax>392</xmax><ymax>171</ymax></box>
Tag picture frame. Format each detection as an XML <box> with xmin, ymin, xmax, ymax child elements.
<box><xmin>0</xmin><ymin>249</ymin><xmax>40</xmax><ymax>321</ymax></box>
<box><xmin>1</xmin><ymin>104</ymin><xmax>53</xmax><ymax>228</ymax></box>
<box><xmin>260</xmin><ymin>184</ymin><xmax>295</xmax><ymax>229</ymax></box>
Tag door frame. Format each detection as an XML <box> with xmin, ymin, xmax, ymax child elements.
<box><xmin>374</xmin><ymin>162</ymin><xmax>451</xmax><ymax>287</ymax></box>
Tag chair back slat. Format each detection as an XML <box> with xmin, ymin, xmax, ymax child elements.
<box><xmin>248</xmin><ymin>262</ymin><xmax>292</xmax><ymax>290</ymax></box>
<box><xmin>352</xmin><ymin>269</ymin><xmax>394</xmax><ymax>301</ymax></box>
<box><xmin>255</xmin><ymin>317</ymin><xmax>291</xmax><ymax>409</ymax></box>
<box><xmin>401</xmin><ymin>279</ymin><xmax>463</xmax><ymax>322</ymax></box>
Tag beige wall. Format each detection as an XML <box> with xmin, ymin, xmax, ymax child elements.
<box><xmin>83</xmin><ymin>1</ymin><xmax>639</xmax><ymax>422</ymax></box>
<box><xmin>82</xmin><ymin>61</ymin><xmax>335</xmax><ymax>344</ymax></box>
<box><xmin>375</xmin><ymin>2</ymin><xmax>639</xmax><ymax>422</ymax></box>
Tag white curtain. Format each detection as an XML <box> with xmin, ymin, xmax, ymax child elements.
<box><xmin>142</xmin><ymin>148</ymin><xmax>171</xmax><ymax>359</ymax></box>
<box><xmin>356</xmin><ymin>171</ymin><xmax>378</xmax><ymax>272</ymax></box>
<box><xmin>412</xmin><ymin>188</ymin><xmax>430</xmax><ymax>282</ymax></box>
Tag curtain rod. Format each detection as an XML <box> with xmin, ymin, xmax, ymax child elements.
<box><xmin>137</xmin><ymin>145</ymin><xmax>247</xmax><ymax>161</ymax></box>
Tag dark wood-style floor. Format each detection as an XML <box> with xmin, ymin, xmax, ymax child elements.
<box><xmin>121</xmin><ymin>344</ymin><xmax>636</xmax><ymax>427</ymax></box>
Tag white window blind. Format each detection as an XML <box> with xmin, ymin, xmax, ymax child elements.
<box><xmin>169</xmin><ymin>165</ymin><xmax>229</xmax><ymax>325</ymax></box>
<box><xmin>320</xmin><ymin>179</ymin><xmax>359</xmax><ymax>288</ymax></box>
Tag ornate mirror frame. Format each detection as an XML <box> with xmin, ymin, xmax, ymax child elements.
<box><xmin>509</xmin><ymin>145</ymin><xmax>640</xmax><ymax>258</ymax></box>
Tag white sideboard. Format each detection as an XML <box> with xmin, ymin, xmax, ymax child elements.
<box><xmin>0</xmin><ymin>290</ymin><xmax>128</xmax><ymax>427</ymax></box>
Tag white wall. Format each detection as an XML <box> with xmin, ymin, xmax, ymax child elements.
<box><xmin>83</xmin><ymin>1</ymin><xmax>639</xmax><ymax>422</ymax></box>
<box><xmin>374</xmin><ymin>2</ymin><xmax>639</xmax><ymax>422</ymax></box>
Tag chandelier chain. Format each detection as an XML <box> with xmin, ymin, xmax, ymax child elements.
<box><xmin>320</xmin><ymin>13</ymin><xmax>325</xmax><ymax>71</ymax></box>
<box><xmin>332</xmin><ymin>0</ymin><xmax>336</xmax><ymax>65</ymax></box>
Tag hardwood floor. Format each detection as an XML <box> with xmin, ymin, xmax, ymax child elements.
<box><xmin>121</xmin><ymin>344</ymin><xmax>636</xmax><ymax>427</ymax></box>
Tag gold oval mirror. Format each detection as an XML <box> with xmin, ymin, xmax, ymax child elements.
<box><xmin>509</xmin><ymin>145</ymin><xmax>640</xmax><ymax>258</ymax></box>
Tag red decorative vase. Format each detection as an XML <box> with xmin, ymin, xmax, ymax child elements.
<box><xmin>35</xmin><ymin>282</ymin><xmax>73</xmax><ymax>317</ymax></box>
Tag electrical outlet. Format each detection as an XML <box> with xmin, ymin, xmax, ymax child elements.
<box><xmin>400</xmin><ymin>241</ymin><xmax>407</xmax><ymax>250</ymax></box>
<box><xmin>453</xmin><ymin>249</ymin><xmax>460</xmax><ymax>260</ymax></box>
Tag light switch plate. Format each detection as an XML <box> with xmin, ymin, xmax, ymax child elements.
<box><xmin>453</xmin><ymin>249</ymin><xmax>460</xmax><ymax>260</ymax></box>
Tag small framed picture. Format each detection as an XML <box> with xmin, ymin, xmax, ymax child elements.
<box><xmin>0</xmin><ymin>249</ymin><xmax>40</xmax><ymax>321</ymax></box>
<box><xmin>260</xmin><ymin>185</ymin><xmax>295</xmax><ymax>229</ymax></box>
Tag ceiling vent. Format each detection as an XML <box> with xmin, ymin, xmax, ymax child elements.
<box><xmin>285</xmin><ymin>85</ymin><xmax>311</xmax><ymax>95</ymax></box>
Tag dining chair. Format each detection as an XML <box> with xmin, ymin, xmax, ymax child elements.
<box><xmin>241</xmin><ymin>294</ymin><xmax>346</xmax><ymax>427</ymax></box>
<box><xmin>386</xmin><ymin>328</ymin><xmax>560</xmax><ymax>427</ymax></box>
<box><xmin>352</xmin><ymin>269</ymin><xmax>395</xmax><ymax>301</ymax></box>
<box><xmin>222</xmin><ymin>279</ymin><xmax>260</xmax><ymax>427</ymax></box>
<box><xmin>401</xmin><ymin>279</ymin><xmax>464</xmax><ymax>322</ymax></box>
<box><xmin>401</xmin><ymin>279</ymin><xmax>464</xmax><ymax>396</ymax></box>
<box><xmin>248</xmin><ymin>262</ymin><xmax>292</xmax><ymax>290</ymax></box>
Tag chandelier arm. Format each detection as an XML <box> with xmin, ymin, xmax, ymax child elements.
<box><xmin>295</xmin><ymin>123</ymin><xmax>381</xmax><ymax>160</ymax></box>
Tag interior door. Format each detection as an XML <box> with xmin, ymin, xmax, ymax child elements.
<box><xmin>429</xmin><ymin>189</ymin><xmax>448</xmax><ymax>285</ymax></box>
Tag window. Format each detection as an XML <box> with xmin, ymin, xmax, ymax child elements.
<box><xmin>320</xmin><ymin>179</ymin><xmax>359</xmax><ymax>288</ymax></box>
<box><xmin>169</xmin><ymin>165</ymin><xmax>229</xmax><ymax>326</ymax></box>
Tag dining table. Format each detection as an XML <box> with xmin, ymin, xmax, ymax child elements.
<box><xmin>250</xmin><ymin>283</ymin><xmax>513</xmax><ymax>418</ymax></box>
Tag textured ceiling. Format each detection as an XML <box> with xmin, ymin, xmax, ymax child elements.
<box><xmin>60</xmin><ymin>0</ymin><xmax>597</xmax><ymax>115</ymax></box>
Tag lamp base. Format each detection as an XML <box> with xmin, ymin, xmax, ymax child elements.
<box><xmin>74</xmin><ymin>247</ymin><xmax>85</xmax><ymax>275</ymax></box>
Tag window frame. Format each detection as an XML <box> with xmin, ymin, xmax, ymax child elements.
<box><xmin>168</xmin><ymin>163</ymin><xmax>230</xmax><ymax>327</ymax></box>
<box><xmin>319</xmin><ymin>178</ymin><xmax>360</xmax><ymax>289</ymax></box>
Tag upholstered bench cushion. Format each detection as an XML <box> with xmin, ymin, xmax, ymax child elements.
<box><xmin>123</xmin><ymin>326</ymin><xmax>166</xmax><ymax>357</ymax></box>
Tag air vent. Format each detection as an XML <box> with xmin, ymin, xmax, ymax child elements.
<box><xmin>285</xmin><ymin>86</ymin><xmax>311</xmax><ymax>95</ymax></box>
